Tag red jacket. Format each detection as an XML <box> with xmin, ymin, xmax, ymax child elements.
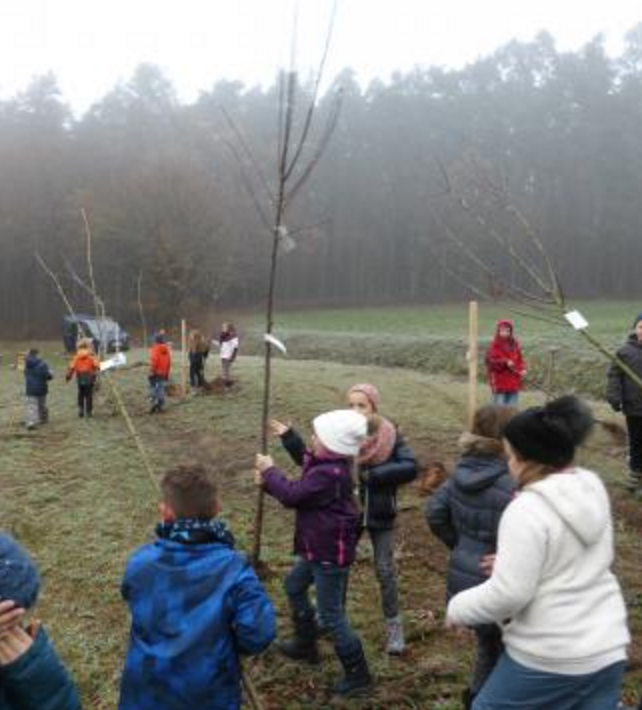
<box><xmin>149</xmin><ymin>343</ymin><xmax>171</xmax><ymax>379</ymax></box>
<box><xmin>485</xmin><ymin>320</ymin><xmax>525</xmax><ymax>394</ymax></box>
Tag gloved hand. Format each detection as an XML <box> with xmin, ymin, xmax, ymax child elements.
<box><xmin>65</xmin><ymin>373</ymin><xmax>72</xmax><ymax>383</ymax></box>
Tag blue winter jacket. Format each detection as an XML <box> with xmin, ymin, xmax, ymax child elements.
<box><xmin>119</xmin><ymin>522</ymin><xmax>276</xmax><ymax>710</ymax></box>
<box><xmin>426</xmin><ymin>434</ymin><xmax>515</xmax><ymax>599</ymax></box>
<box><xmin>0</xmin><ymin>626</ymin><xmax>81</xmax><ymax>709</ymax></box>
<box><xmin>24</xmin><ymin>354</ymin><xmax>52</xmax><ymax>397</ymax></box>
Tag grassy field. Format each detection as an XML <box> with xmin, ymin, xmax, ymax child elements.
<box><xmin>0</xmin><ymin>341</ymin><xmax>641</xmax><ymax>708</ymax></box>
<box><xmin>241</xmin><ymin>300</ymin><xmax>642</xmax><ymax>399</ymax></box>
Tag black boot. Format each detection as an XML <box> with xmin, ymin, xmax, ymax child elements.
<box><xmin>277</xmin><ymin>612</ymin><xmax>320</xmax><ymax>664</ymax></box>
<box><xmin>332</xmin><ymin>644</ymin><xmax>373</xmax><ymax>697</ymax></box>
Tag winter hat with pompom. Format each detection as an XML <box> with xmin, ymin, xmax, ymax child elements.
<box><xmin>0</xmin><ymin>533</ymin><xmax>40</xmax><ymax>610</ymax></box>
<box><xmin>503</xmin><ymin>395</ymin><xmax>594</xmax><ymax>468</ymax></box>
<box><xmin>313</xmin><ymin>410</ymin><xmax>368</xmax><ymax>457</ymax></box>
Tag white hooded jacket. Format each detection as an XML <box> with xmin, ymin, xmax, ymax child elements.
<box><xmin>447</xmin><ymin>467</ymin><xmax>630</xmax><ymax>674</ymax></box>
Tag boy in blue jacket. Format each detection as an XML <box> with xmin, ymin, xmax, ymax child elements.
<box><xmin>119</xmin><ymin>464</ymin><xmax>276</xmax><ymax>710</ymax></box>
<box><xmin>23</xmin><ymin>348</ymin><xmax>53</xmax><ymax>429</ymax></box>
<box><xmin>0</xmin><ymin>533</ymin><xmax>81</xmax><ymax>709</ymax></box>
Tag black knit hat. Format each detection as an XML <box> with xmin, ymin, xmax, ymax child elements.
<box><xmin>503</xmin><ymin>395</ymin><xmax>594</xmax><ymax>468</ymax></box>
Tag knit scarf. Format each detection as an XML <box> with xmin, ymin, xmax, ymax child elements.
<box><xmin>156</xmin><ymin>518</ymin><xmax>235</xmax><ymax>547</ymax></box>
<box><xmin>358</xmin><ymin>416</ymin><xmax>397</xmax><ymax>466</ymax></box>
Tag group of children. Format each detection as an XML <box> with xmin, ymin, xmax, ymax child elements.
<box><xmin>20</xmin><ymin>322</ymin><xmax>240</xmax><ymax>427</ymax></box>
<box><xmin>6</xmin><ymin>314</ymin><xmax>642</xmax><ymax>709</ymax></box>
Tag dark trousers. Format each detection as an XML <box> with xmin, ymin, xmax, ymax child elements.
<box><xmin>626</xmin><ymin>416</ymin><xmax>642</xmax><ymax>474</ymax></box>
<box><xmin>189</xmin><ymin>363</ymin><xmax>205</xmax><ymax>388</ymax></box>
<box><xmin>78</xmin><ymin>383</ymin><xmax>94</xmax><ymax>416</ymax></box>
<box><xmin>285</xmin><ymin>558</ymin><xmax>361</xmax><ymax>657</ymax></box>
<box><xmin>471</xmin><ymin>624</ymin><xmax>504</xmax><ymax>695</ymax></box>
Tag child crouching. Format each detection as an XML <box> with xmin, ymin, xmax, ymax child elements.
<box><xmin>119</xmin><ymin>465</ymin><xmax>276</xmax><ymax>710</ymax></box>
<box><xmin>255</xmin><ymin>409</ymin><xmax>372</xmax><ymax>697</ymax></box>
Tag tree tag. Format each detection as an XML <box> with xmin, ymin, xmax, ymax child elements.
<box><xmin>564</xmin><ymin>310</ymin><xmax>589</xmax><ymax>331</ymax></box>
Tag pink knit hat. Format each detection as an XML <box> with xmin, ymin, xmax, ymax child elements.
<box><xmin>348</xmin><ymin>383</ymin><xmax>381</xmax><ymax>412</ymax></box>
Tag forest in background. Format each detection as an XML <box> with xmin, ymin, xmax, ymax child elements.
<box><xmin>2</xmin><ymin>26</ymin><xmax>642</xmax><ymax>335</ymax></box>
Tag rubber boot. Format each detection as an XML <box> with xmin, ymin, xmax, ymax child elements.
<box><xmin>277</xmin><ymin>612</ymin><xmax>320</xmax><ymax>664</ymax></box>
<box><xmin>332</xmin><ymin>643</ymin><xmax>373</xmax><ymax>697</ymax></box>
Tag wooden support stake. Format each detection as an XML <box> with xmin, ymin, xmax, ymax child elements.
<box><xmin>468</xmin><ymin>301</ymin><xmax>479</xmax><ymax>429</ymax></box>
<box><xmin>181</xmin><ymin>319</ymin><xmax>188</xmax><ymax>397</ymax></box>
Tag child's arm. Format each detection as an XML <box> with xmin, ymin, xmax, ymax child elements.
<box><xmin>230</xmin><ymin>560</ymin><xmax>276</xmax><ymax>656</ymax></box>
<box><xmin>364</xmin><ymin>437</ymin><xmax>417</xmax><ymax>487</ymax></box>
<box><xmin>0</xmin><ymin>626</ymin><xmax>81</xmax><ymax>710</ymax></box>
<box><xmin>258</xmin><ymin>459</ymin><xmax>335</xmax><ymax>509</ymax></box>
<box><xmin>447</xmin><ymin>498</ymin><xmax>546</xmax><ymax>627</ymax></box>
<box><xmin>425</xmin><ymin>480</ymin><xmax>457</xmax><ymax>549</ymax></box>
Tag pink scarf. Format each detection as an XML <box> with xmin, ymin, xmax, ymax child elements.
<box><xmin>358</xmin><ymin>416</ymin><xmax>397</xmax><ymax>466</ymax></box>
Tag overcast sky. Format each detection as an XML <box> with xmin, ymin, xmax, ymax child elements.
<box><xmin>1</xmin><ymin>0</ymin><xmax>641</xmax><ymax>114</ymax></box>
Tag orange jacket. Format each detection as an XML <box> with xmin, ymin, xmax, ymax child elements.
<box><xmin>67</xmin><ymin>348</ymin><xmax>100</xmax><ymax>379</ymax></box>
<box><xmin>149</xmin><ymin>343</ymin><xmax>171</xmax><ymax>379</ymax></box>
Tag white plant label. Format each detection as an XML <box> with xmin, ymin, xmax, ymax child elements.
<box><xmin>564</xmin><ymin>310</ymin><xmax>589</xmax><ymax>331</ymax></box>
<box><xmin>263</xmin><ymin>333</ymin><xmax>287</xmax><ymax>354</ymax></box>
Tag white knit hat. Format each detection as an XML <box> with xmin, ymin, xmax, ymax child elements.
<box><xmin>312</xmin><ymin>409</ymin><xmax>368</xmax><ymax>456</ymax></box>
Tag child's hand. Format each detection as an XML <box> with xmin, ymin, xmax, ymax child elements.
<box><xmin>255</xmin><ymin>454</ymin><xmax>274</xmax><ymax>473</ymax></box>
<box><xmin>269</xmin><ymin>420</ymin><xmax>290</xmax><ymax>437</ymax></box>
<box><xmin>0</xmin><ymin>601</ymin><xmax>25</xmax><ymax>638</ymax></box>
<box><xmin>253</xmin><ymin>467</ymin><xmax>264</xmax><ymax>487</ymax></box>
<box><xmin>0</xmin><ymin>625</ymin><xmax>34</xmax><ymax>665</ymax></box>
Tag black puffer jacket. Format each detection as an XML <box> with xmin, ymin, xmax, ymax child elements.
<box><xmin>607</xmin><ymin>334</ymin><xmax>642</xmax><ymax>416</ymax></box>
<box><xmin>426</xmin><ymin>434</ymin><xmax>515</xmax><ymax>600</ymax></box>
<box><xmin>359</xmin><ymin>434</ymin><xmax>417</xmax><ymax>530</ymax></box>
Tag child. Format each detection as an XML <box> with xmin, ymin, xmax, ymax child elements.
<box><xmin>188</xmin><ymin>329</ymin><xmax>209</xmax><ymax>390</ymax></box>
<box><xmin>214</xmin><ymin>322</ymin><xmax>239</xmax><ymax>387</ymax></box>
<box><xmin>119</xmin><ymin>464</ymin><xmax>276</xmax><ymax>710</ymax></box>
<box><xmin>346</xmin><ymin>383</ymin><xmax>417</xmax><ymax>655</ymax></box>
<box><xmin>0</xmin><ymin>533</ymin><xmax>81</xmax><ymax>709</ymax></box>
<box><xmin>66</xmin><ymin>338</ymin><xmax>100</xmax><ymax>418</ymax></box>
<box><xmin>426</xmin><ymin>405</ymin><xmax>516</xmax><ymax>708</ymax></box>
<box><xmin>256</xmin><ymin>410</ymin><xmax>372</xmax><ymax>697</ymax></box>
<box><xmin>485</xmin><ymin>319</ymin><xmax>526</xmax><ymax>406</ymax></box>
<box><xmin>447</xmin><ymin>396</ymin><xmax>629</xmax><ymax>710</ymax></box>
<box><xmin>24</xmin><ymin>348</ymin><xmax>53</xmax><ymax>429</ymax></box>
<box><xmin>149</xmin><ymin>330</ymin><xmax>171</xmax><ymax>413</ymax></box>
<box><xmin>606</xmin><ymin>312</ymin><xmax>642</xmax><ymax>492</ymax></box>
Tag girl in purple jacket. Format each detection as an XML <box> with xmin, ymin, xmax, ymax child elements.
<box><xmin>255</xmin><ymin>409</ymin><xmax>372</xmax><ymax>698</ymax></box>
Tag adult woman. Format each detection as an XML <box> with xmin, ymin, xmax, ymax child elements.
<box><xmin>446</xmin><ymin>395</ymin><xmax>629</xmax><ymax>710</ymax></box>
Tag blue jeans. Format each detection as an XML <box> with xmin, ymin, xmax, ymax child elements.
<box><xmin>285</xmin><ymin>558</ymin><xmax>361</xmax><ymax>656</ymax></box>
<box><xmin>492</xmin><ymin>392</ymin><xmax>519</xmax><ymax>407</ymax></box>
<box><xmin>473</xmin><ymin>653</ymin><xmax>625</xmax><ymax>710</ymax></box>
<box><xmin>148</xmin><ymin>376</ymin><xmax>166</xmax><ymax>406</ymax></box>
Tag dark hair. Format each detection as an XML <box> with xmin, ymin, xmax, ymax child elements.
<box><xmin>504</xmin><ymin>395</ymin><xmax>594</xmax><ymax>470</ymax></box>
<box><xmin>160</xmin><ymin>464</ymin><xmax>219</xmax><ymax>518</ymax></box>
<box><xmin>27</xmin><ymin>348</ymin><xmax>39</xmax><ymax>356</ymax></box>
<box><xmin>472</xmin><ymin>405</ymin><xmax>517</xmax><ymax>440</ymax></box>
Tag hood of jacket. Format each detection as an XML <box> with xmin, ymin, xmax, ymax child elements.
<box><xmin>495</xmin><ymin>319</ymin><xmax>514</xmax><ymax>336</ymax></box>
<box><xmin>453</xmin><ymin>435</ymin><xmax>509</xmax><ymax>492</ymax></box>
<box><xmin>25</xmin><ymin>354</ymin><xmax>43</xmax><ymax>370</ymax></box>
<box><xmin>625</xmin><ymin>333</ymin><xmax>642</xmax><ymax>348</ymax></box>
<box><xmin>526</xmin><ymin>467</ymin><xmax>608</xmax><ymax>546</ymax></box>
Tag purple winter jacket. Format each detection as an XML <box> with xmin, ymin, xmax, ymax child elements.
<box><xmin>262</xmin><ymin>429</ymin><xmax>359</xmax><ymax>567</ymax></box>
